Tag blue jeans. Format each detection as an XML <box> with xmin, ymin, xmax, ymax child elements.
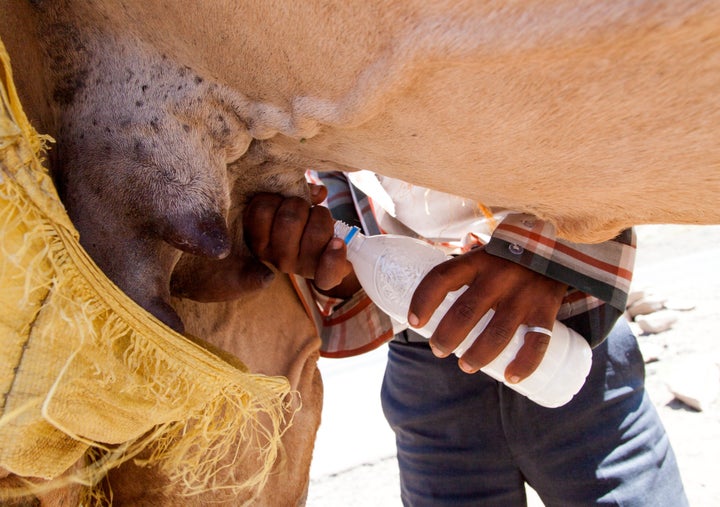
<box><xmin>381</xmin><ymin>320</ymin><xmax>688</xmax><ymax>506</ymax></box>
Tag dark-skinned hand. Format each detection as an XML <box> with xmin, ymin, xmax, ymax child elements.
<box><xmin>242</xmin><ymin>185</ymin><xmax>361</xmax><ymax>299</ymax></box>
<box><xmin>243</xmin><ymin>187</ymin><xmax>568</xmax><ymax>383</ymax></box>
<box><xmin>408</xmin><ymin>247</ymin><xmax>568</xmax><ymax>383</ymax></box>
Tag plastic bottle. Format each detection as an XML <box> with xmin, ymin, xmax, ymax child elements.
<box><xmin>334</xmin><ymin>221</ymin><xmax>592</xmax><ymax>408</ymax></box>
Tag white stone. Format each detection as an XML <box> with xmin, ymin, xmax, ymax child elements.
<box><xmin>627</xmin><ymin>320</ymin><xmax>644</xmax><ymax>338</ymax></box>
<box><xmin>666</xmin><ymin>357</ymin><xmax>720</xmax><ymax>412</ymax></box>
<box><xmin>664</xmin><ymin>298</ymin><xmax>696</xmax><ymax>312</ymax></box>
<box><xmin>626</xmin><ymin>290</ymin><xmax>646</xmax><ymax>308</ymax></box>
<box><xmin>635</xmin><ymin>310</ymin><xmax>678</xmax><ymax>334</ymax></box>
<box><xmin>627</xmin><ymin>296</ymin><xmax>667</xmax><ymax>318</ymax></box>
<box><xmin>639</xmin><ymin>341</ymin><xmax>664</xmax><ymax>363</ymax></box>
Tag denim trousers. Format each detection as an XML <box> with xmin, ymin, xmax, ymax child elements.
<box><xmin>380</xmin><ymin>319</ymin><xmax>688</xmax><ymax>506</ymax></box>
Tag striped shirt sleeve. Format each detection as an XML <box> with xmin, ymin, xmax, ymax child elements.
<box><xmin>300</xmin><ymin>173</ymin><xmax>636</xmax><ymax>354</ymax></box>
<box><xmin>292</xmin><ymin>275</ymin><xmax>395</xmax><ymax>358</ymax></box>
<box><xmin>485</xmin><ymin>213</ymin><xmax>636</xmax><ymax>347</ymax></box>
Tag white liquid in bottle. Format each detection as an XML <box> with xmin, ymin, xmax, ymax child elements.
<box><xmin>334</xmin><ymin>221</ymin><xmax>592</xmax><ymax>408</ymax></box>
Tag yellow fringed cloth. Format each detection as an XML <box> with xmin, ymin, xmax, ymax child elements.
<box><xmin>0</xmin><ymin>39</ymin><xmax>294</xmax><ymax>502</ymax></box>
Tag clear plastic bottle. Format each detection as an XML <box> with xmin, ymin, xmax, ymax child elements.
<box><xmin>334</xmin><ymin>221</ymin><xmax>592</xmax><ymax>408</ymax></box>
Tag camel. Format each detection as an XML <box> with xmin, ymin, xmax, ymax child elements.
<box><xmin>0</xmin><ymin>0</ymin><xmax>718</xmax><ymax>504</ymax></box>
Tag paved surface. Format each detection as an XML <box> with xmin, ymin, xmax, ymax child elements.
<box><xmin>307</xmin><ymin>225</ymin><xmax>720</xmax><ymax>506</ymax></box>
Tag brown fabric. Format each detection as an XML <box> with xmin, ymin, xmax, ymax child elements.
<box><xmin>0</xmin><ymin>37</ymin><xmax>294</xmax><ymax>503</ymax></box>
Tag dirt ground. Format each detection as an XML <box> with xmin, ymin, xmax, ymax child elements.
<box><xmin>632</xmin><ymin>225</ymin><xmax>720</xmax><ymax>506</ymax></box>
<box><xmin>307</xmin><ymin>224</ymin><xmax>720</xmax><ymax>506</ymax></box>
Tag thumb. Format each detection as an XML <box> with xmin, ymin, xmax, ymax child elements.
<box><xmin>309</xmin><ymin>183</ymin><xmax>328</xmax><ymax>205</ymax></box>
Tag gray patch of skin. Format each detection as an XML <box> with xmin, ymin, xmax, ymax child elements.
<box><xmin>40</xmin><ymin>16</ymin><xmax>258</xmax><ymax>331</ymax></box>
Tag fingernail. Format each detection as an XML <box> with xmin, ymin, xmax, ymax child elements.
<box><xmin>459</xmin><ymin>359</ymin><xmax>474</xmax><ymax>373</ymax></box>
<box><xmin>329</xmin><ymin>238</ymin><xmax>343</xmax><ymax>250</ymax></box>
<box><xmin>508</xmin><ymin>375</ymin><xmax>520</xmax><ymax>384</ymax></box>
<box><xmin>310</xmin><ymin>185</ymin><xmax>321</xmax><ymax>196</ymax></box>
<box><xmin>408</xmin><ymin>313</ymin><xmax>420</xmax><ymax>326</ymax></box>
<box><xmin>429</xmin><ymin>342</ymin><xmax>447</xmax><ymax>358</ymax></box>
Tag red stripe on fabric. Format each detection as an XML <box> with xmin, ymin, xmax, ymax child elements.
<box><xmin>467</xmin><ymin>233</ymin><xmax>485</xmax><ymax>248</ymax></box>
<box><xmin>305</xmin><ymin>171</ymin><xmax>321</xmax><ymax>185</ymax></box>
<box><xmin>499</xmin><ymin>224</ymin><xmax>633</xmax><ymax>281</ymax></box>
<box><xmin>323</xmin><ymin>295</ymin><xmax>375</xmax><ymax>325</ymax></box>
<box><xmin>290</xmin><ymin>276</ymin><xmax>319</xmax><ymax>324</ymax></box>
<box><xmin>364</xmin><ymin>196</ymin><xmax>390</xmax><ymax>235</ymax></box>
<box><xmin>321</xmin><ymin>298</ymin><xmax>336</xmax><ymax>316</ymax></box>
<box><xmin>320</xmin><ymin>330</ymin><xmax>394</xmax><ymax>358</ymax></box>
<box><xmin>326</xmin><ymin>190</ymin><xmax>353</xmax><ymax>206</ymax></box>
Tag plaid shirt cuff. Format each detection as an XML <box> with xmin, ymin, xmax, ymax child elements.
<box><xmin>306</xmin><ymin>283</ymin><xmax>395</xmax><ymax>357</ymax></box>
<box><xmin>485</xmin><ymin>214</ymin><xmax>636</xmax><ymax>346</ymax></box>
<box><xmin>486</xmin><ymin>214</ymin><xmax>635</xmax><ymax>312</ymax></box>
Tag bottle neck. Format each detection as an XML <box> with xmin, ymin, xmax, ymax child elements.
<box><xmin>333</xmin><ymin>221</ymin><xmax>365</xmax><ymax>260</ymax></box>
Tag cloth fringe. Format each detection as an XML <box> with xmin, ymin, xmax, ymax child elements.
<box><xmin>0</xmin><ymin>37</ymin><xmax>295</xmax><ymax>504</ymax></box>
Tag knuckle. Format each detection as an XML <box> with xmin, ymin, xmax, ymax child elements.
<box><xmin>305</xmin><ymin>208</ymin><xmax>334</xmax><ymax>241</ymax></box>
<box><xmin>427</xmin><ymin>262</ymin><xmax>453</xmax><ymax>280</ymax></box>
<box><xmin>309</xmin><ymin>204</ymin><xmax>333</xmax><ymax>223</ymax></box>
<box><xmin>246</xmin><ymin>193</ymin><xmax>280</xmax><ymax>216</ymax></box>
<box><xmin>275</xmin><ymin>198</ymin><xmax>308</xmax><ymax>225</ymax></box>
<box><xmin>533</xmin><ymin>334</ymin><xmax>551</xmax><ymax>350</ymax></box>
<box><xmin>484</xmin><ymin>323</ymin><xmax>515</xmax><ymax>347</ymax></box>
<box><xmin>453</xmin><ymin>301</ymin><xmax>477</xmax><ymax>324</ymax></box>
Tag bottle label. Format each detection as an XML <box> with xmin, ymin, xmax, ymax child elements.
<box><xmin>374</xmin><ymin>250</ymin><xmax>433</xmax><ymax>313</ymax></box>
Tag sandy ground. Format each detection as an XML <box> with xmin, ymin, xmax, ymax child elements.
<box><xmin>306</xmin><ymin>224</ymin><xmax>720</xmax><ymax>506</ymax></box>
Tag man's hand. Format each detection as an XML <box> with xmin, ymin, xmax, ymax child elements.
<box><xmin>242</xmin><ymin>185</ymin><xmax>360</xmax><ymax>297</ymax></box>
<box><xmin>409</xmin><ymin>247</ymin><xmax>568</xmax><ymax>383</ymax></box>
